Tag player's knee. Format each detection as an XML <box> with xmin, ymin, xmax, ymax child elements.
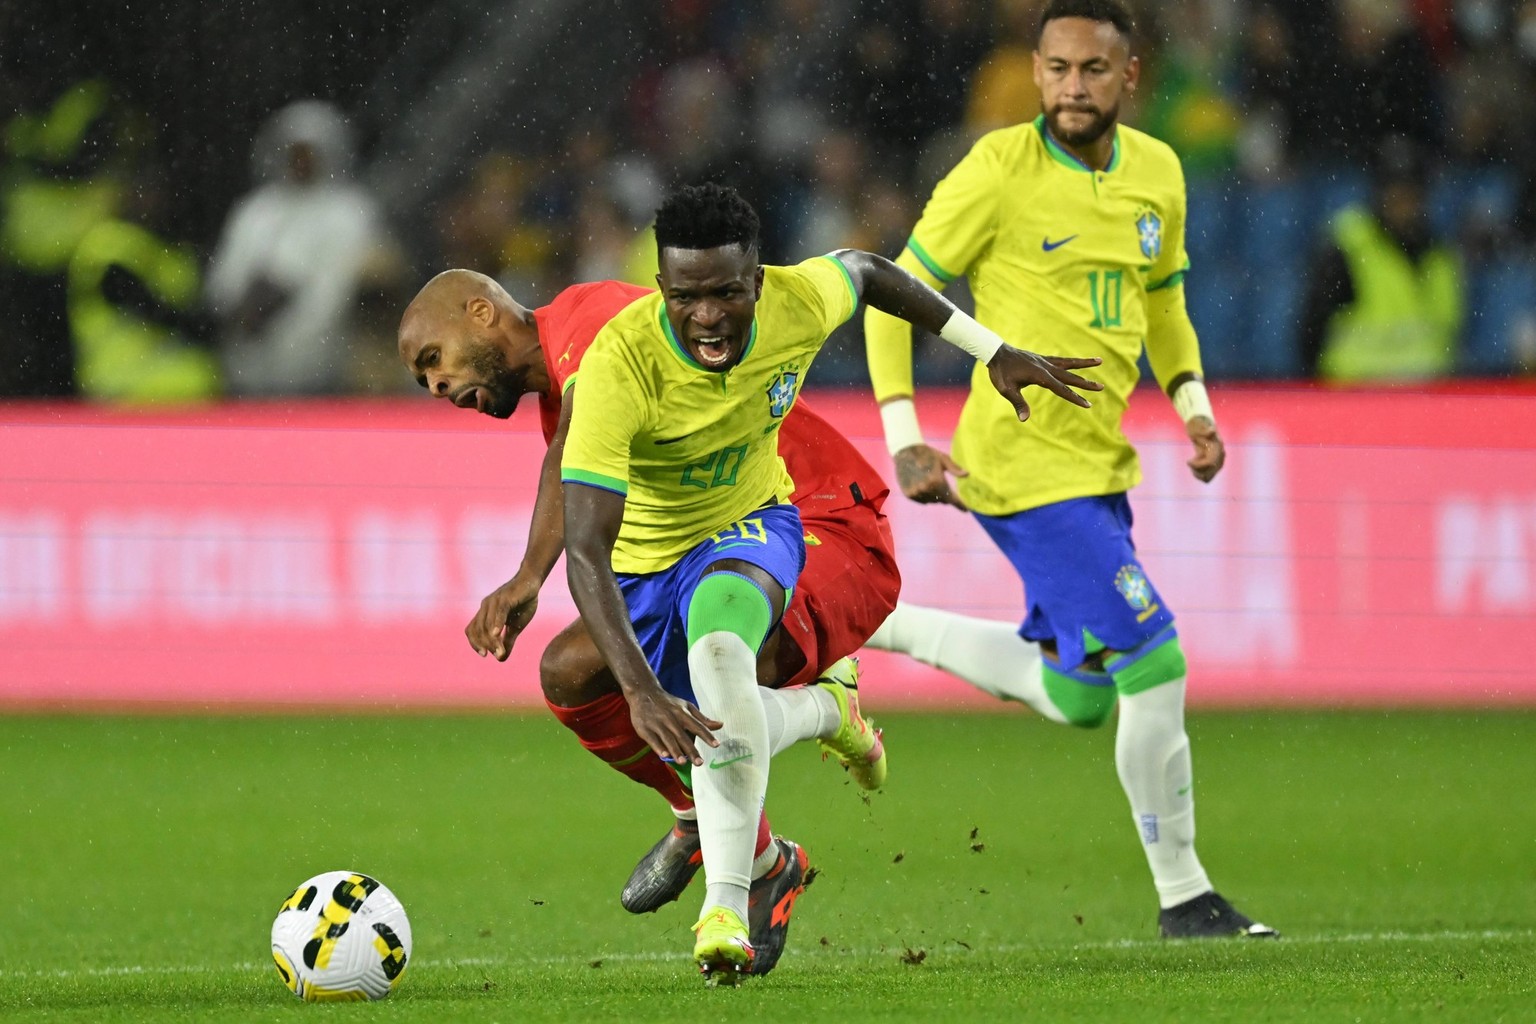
<box><xmin>1042</xmin><ymin>664</ymin><xmax>1117</xmax><ymax>728</ymax></box>
<box><xmin>1106</xmin><ymin>632</ymin><xmax>1188</xmax><ymax>697</ymax></box>
<box><xmin>538</xmin><ymin>625</ymin><xmax>611</xmax><ymax>706</ymax></box>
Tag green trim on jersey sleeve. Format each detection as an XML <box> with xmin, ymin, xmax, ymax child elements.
<box><xmin>1147</xmin><ymin>268</ymin><xmax>1188</xmax><ymax>292</ymax></box>
<box><xmin>562</xmin><ymin>371</ymin><xmax>578</xmax><ymax>393</ymax></box>
<box><xmin>905</xmin><ymin>236</ymin><xmax>957</xmax><ymax>284</ymax></box>
<box><xmin>817</xmin><ymin>253</ymin><xmax>860</xmax><ymax>322</ymax></box>
<box><xmin>560</xmin><ymin>468</ymin><xmax>628</xmax><ymax>495</ymax></box>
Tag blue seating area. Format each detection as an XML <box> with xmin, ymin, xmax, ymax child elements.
<box><xmin>1184</xmin><ymin>167</ymin><xmax>1534</xmax><ymax>380</ymax></box>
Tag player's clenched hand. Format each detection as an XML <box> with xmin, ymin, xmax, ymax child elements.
<box><xmin>465</xmin><ymin>574</ymin><xmax>540</xmax><ymax>660</ymax></box>
<box><xmin>626</xmin><ymin>689</ymin><xmax>723</xmax><ymax>765</ymax></box>
<box><xmin>1186</xmin><ymin>415</ymin><xmax>1225</xmax><ymax>483</ymax></box>
<box><xmin>894</xmin><ymin>443</ymin><xmax>970</xmax><ymax>511</ymax></box>
<box><xmin>985</xmin><ymin>348</ymin><xmax>1104</xmax><ymax>422</ymax></box>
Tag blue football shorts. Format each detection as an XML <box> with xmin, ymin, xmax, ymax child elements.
<box><xmin>973</xmin><ymin>492</ymin><xmax>1176</xmax><ymax>671</ymax></box>
<box><xmin>616</xmin><ymin>502</ymin><xmax>806</xmax><ymax>705</ymax></box>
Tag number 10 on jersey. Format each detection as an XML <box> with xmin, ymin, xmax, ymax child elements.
<box><xmin>1087</xmin><ymin>269</ymin><xmax>1123</xmax><ymax>329</ymax></box>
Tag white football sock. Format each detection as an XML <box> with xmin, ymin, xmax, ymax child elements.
<box><xmin>750</xmin><ymin>840</ymin><xmax>781</xmax><ymax>880</ymax></box>
<box><xmin>866</xmin><ymin>602</ymin><xmax>1066</xmax><ymax>722</ymax></box>
<box><xmin>688</xmin><ymin>630</ymin><xmax>768</xmax><ymax>922</ymax></box>
<box><xmin>758</xmin><ymin>685</ymin><xmax>839</xmax><ymax>756</ymax></box>
<box><xmin>1114</xmin><ymin>677</ymin><xmax>1211</xmax><ymax>908</ymax></box>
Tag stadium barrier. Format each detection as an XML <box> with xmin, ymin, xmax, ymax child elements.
<box><xmin>3</xmin><ymin>383</ymin><xmax>1534</xmax><ymax>710</ymax></box>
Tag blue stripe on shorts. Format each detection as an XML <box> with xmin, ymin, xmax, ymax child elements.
<box><xmin>616</xmin><ymin>503</ymin><xmax>806</xmax><ymax>705</ymax></box>
<box><xmin>973</xmin><ymin>493</ymin><xmax>1175</xmax><ymax>672</ymax></box>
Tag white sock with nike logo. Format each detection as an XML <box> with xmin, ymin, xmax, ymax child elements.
<box><xmin>758</xmin><ymin>685</ymin><xmax>839</xmax><ymax>756</ymax></box>
<box><xmin>688</xmin><ymin>630</ymin><xmax>770</xmax><ymax>921</ymax></box>
<box><xmin>1115</xmin><ymin>676</ymin><xmax>1211</xmax><ymax>908</ymax></box>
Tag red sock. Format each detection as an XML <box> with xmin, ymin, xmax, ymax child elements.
<box><xmin>546</xmin><ymin>693</ymin><xmax>695</xmax><ymax>812</ymax></box>
<box><xmin>671</xmin><ymin>810</ymin><xmax>772</xmax><ymax>860</ymax></box>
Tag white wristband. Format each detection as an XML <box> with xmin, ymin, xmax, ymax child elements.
<box><xmin>1171</xmin><ymin>379</ymin><xmax>1215</xmax><ymax>424</ymax></box>
<box><xmin>879</xmin><ymin>398</ymin><xmax>926</xmax><ymax>456</ymax></box>
<box><xmin>938</xmin><ymin>309</ymin><xmax>1004</xmax><ymax>364</ymax></box>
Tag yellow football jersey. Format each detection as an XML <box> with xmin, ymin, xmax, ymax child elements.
<box><xmin>562</xmin><ymin>256</ymin><xmax>857</xmax><ymax>574</ymax></box>
<box><xmin>866</xmin><ymin>116</ymin><xmax>1203</xmax><ymax>515</ymax></box>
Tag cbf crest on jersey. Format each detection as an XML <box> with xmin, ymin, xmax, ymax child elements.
<box><xmin>1136</xmin><ymin>208</ymin><xmax>1163</xmax><ymax>260</ymax></box>
<box><xmin>766</xmin><ymin>368</ymin><xmax>799</xmax><ymax>418</ymax></box>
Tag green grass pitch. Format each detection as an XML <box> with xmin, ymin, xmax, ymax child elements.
<box><xmin>1</xmin><ymin>709</ymin><xmax>1532</xmax><ymax>1022</ymax></box>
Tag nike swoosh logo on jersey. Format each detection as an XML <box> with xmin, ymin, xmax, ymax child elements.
<box><xmin>1041</xmin><ymin>235</ymin><xmax>1079</xmax><ymax>252</ymax></box>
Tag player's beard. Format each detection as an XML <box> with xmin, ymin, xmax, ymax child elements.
<box><xmin>1046</xmin><ymin>101</ymin><xmax>1119</xmax><ymax>147</ymax></box>
<box><xmin>466</xmin><ymin>343</ymin><xmax>524</xmax><ymax>419</ymax></box>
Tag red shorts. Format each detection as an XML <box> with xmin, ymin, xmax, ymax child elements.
<box><xmin>778</xmin><ymin>400</ymin><xmax>901</xmax><ymax>687</ymax></box>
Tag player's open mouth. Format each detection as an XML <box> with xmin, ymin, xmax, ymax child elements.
<box><xmin>452</xmin><ymin>387</ymin><xmax>485</xmax><ymax>412</ymax></box>
<box><xmin>691</xmin><ymin>336</ymin><xmax>735</xmax><ymax>369</ymax></box>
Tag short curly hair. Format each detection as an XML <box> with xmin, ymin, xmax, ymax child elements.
<box><xmin>653</xmin><ymin>182</ymin><xmax>761</xmax><ymax>254</ymax></box>
<box><xmin>1040</xmin><ymin>0</ymin><xmax>1135</xmax><ymax>42</ymax></box>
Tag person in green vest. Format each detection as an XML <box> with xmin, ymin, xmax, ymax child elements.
<box><xmin>1300</xmin><ymin>134</ymin><xmax>1464</xmax><ymax>382</ymax></box>
<box><xmin>0</xmin><ymin>80</ymin><xmax>124</xmax><ymax>397</ymax></box>
<box><xmin>66</xmin><ymin>169</ymin><xmax>222</xmax><ymax>404</ymax></box>
<box><xmin>2</xmin><ymin>80</ymin><xmax>218</xmax><ymax>403</ymax></box>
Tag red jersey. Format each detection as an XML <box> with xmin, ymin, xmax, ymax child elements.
<box><xmin>533</xmin><ymin>280</ymin><xmax>651</xmax><ymax>444</ymax></box>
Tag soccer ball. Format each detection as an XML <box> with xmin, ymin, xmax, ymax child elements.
<box><xmin>270</xmin><ymin>870</ymin><xmax>412</xmax><ymax>1002</ymax></box>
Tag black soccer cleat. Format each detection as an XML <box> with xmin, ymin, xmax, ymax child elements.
<box><xmin>1159</xmin><ymin>891</ymin><xmax>1280</xmax><ymax>939</ymax></box>
<box><xmin>621</xmin><ymin>818</ymin><xmax>702</xmax><ymax>914</ymax></box>
<box><xmin>746</xmin><ymin>837</ymin><xmax>812</xmax><ymax>975</ymax></box>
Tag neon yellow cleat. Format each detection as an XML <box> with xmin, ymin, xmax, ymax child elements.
<box><xmin>692</xmin><ymin>906</ymin><xmax>754</xmax><ymax>986</ymax></box>
<box><xmin>815</xmin><ymin>656</ymin><xmax>887</xmax><ymax>790</ymax></box>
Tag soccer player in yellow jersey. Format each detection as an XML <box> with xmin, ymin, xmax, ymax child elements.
<box><xmin>561</xmin><ymin>183</ymin><xmax>1102</xmax><ymax>982</ymax></box>
<box><xmin>864</xmin><ymin>0</ymin><xmax>1278</xmax><ymax>939</ymax></box>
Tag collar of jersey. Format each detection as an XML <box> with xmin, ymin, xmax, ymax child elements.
<box><xmin>1034</xmin><ymin>115</ymin><xmax>1120</xmax><ymax>174</ymax></box>
<box><xmin>657</xmin><ymin>302</ymin><xmax>759</xmax><ymax>372</ymax></box>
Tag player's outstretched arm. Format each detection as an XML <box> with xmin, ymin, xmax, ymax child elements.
<box><xmin>466</xmin><ymin>397</ymin><xmax>574</xmax><ymax>660</ymax></box>
<box><xmin>833</xmin><ymin>249</ymin><xmax>1103</xmax><ymax>422</ymax></box>
<box><xmin>562</xmin><ymin>482</ymin><xmax>723</xmax><ymax>764</ymax></box>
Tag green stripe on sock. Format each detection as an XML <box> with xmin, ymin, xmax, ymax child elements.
<box><xmin>611</xmin><ymin>745</ymin><xmax>655</xmax><ymax>769</ymax></box>
<box><xmin>1042</xmin><ymin>665</ymin><xmax>1116</xmax><ymax>728</ymax></box>
<box><xmin>1106</xmin><ymin>635</ymin><xmax>1188</xmax><ymax>696</ymax></box>
<box><xmin>685</xmin><ymin>571</ymin><xmax>773</xmax><ymax>650</ymax></box>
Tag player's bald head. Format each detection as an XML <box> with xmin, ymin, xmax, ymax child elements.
<box><xmin>397</xmin><ymin>268</ymin><xmax>543</xmax><ymax>417</ymax></box>
<box><xmin>399</xmin><ymin>268</ymin><xmax>507</xmax><ymax>343</ymax></box>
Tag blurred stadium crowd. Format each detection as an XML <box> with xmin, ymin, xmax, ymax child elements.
<box><xmin>4</xmin><ymin>0</ymin><xmax>1535</xmax><ymax>403</ymax></box>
